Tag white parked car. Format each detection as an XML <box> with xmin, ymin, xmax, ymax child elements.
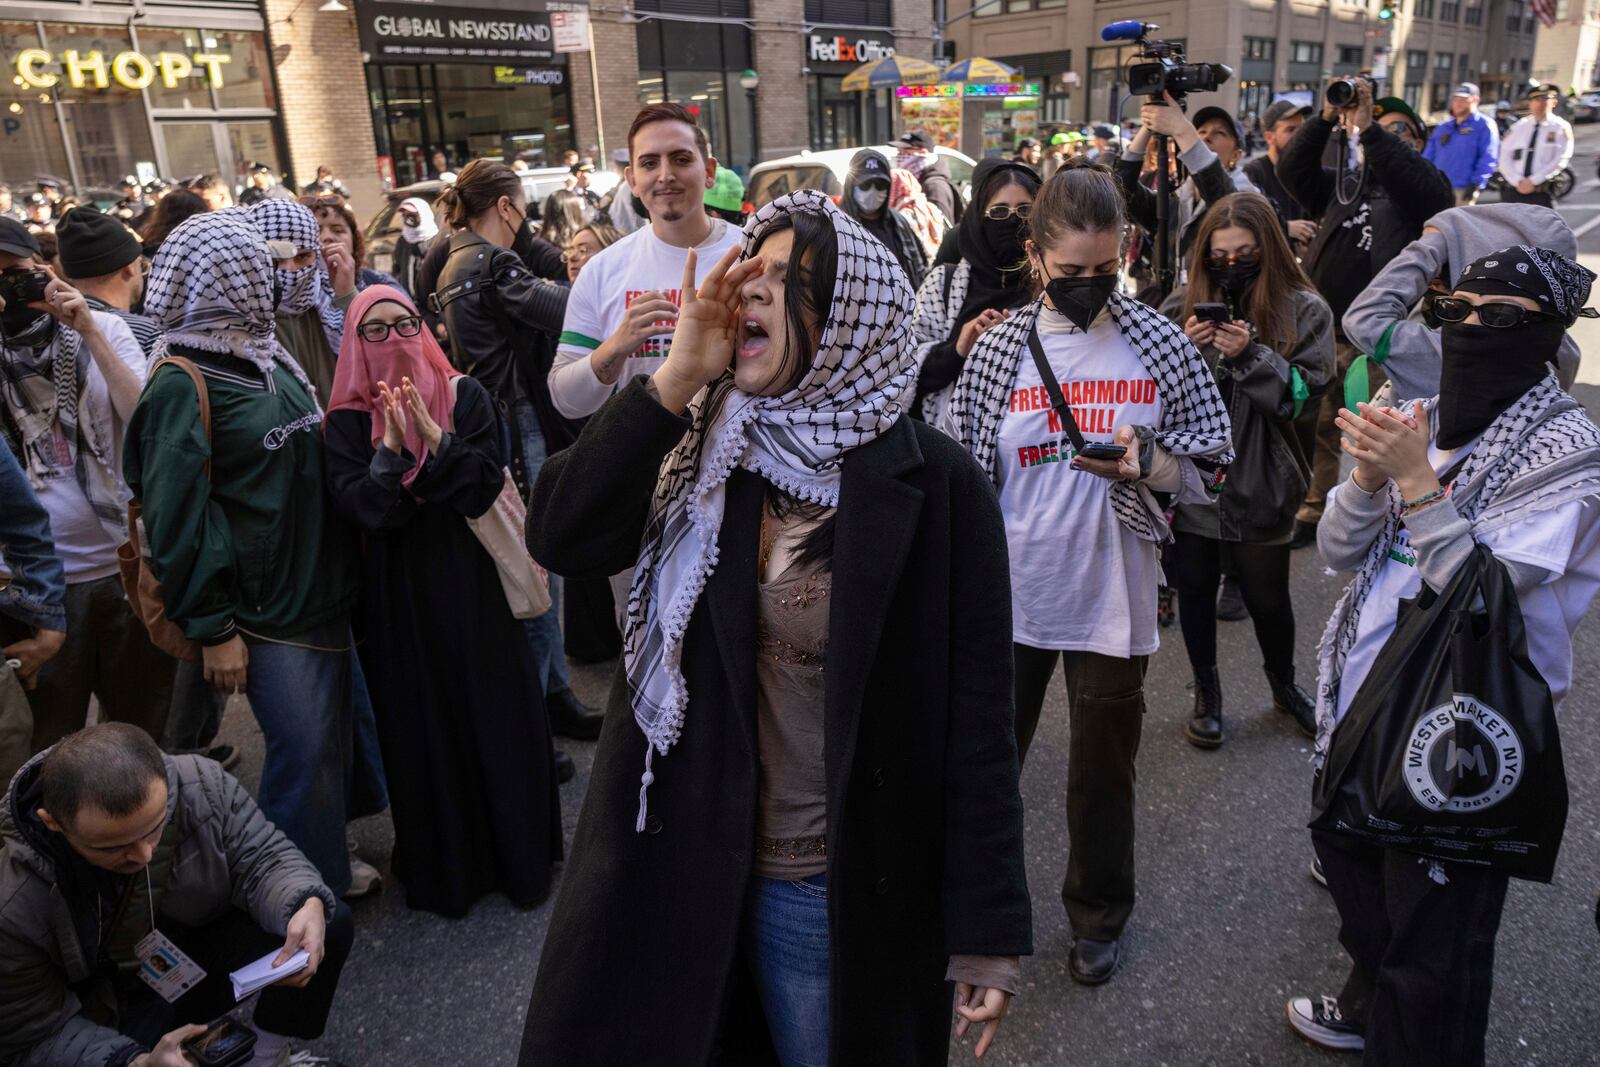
<box><xmin>745</xmin><ymin>145</ymin><xmax>978</xmax><ymax>211</ymax></box>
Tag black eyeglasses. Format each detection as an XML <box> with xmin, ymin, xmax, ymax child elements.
<box><xmin>1206</xmin><ymin>249</ymin><xmax>1261</xmax><ymax>268</ymax></box>
<box><xmin>358</xmin><ymin>316</ymin><xmax>423</xmax><ymax>342</ymax></box>
<box><xmin>983</xmin><ymin>203</ymin><xmax>1033</xmax><ymax>221</ymax></box>
<box><xmin>1428</xmin><ymin>296</ymin><xmax>1566</xmax><ymax>329</ymax></box>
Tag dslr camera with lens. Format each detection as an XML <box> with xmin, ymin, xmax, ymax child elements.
<box><xmin>1325</xmin><ymin>74</ymin><xmax>1376</xmax><ymax>109</ymax></box>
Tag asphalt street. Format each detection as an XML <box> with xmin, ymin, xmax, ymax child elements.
<box><xmin>214</xmin><ymin>132</ymin><xmax>1600</xmax><ymax>1066</ymax></box>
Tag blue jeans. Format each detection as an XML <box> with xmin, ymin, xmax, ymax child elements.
<box><xmin>243</xmin><ymin>625</ymin><xmax>355</xmax><ymax>897</ymax></box>
<box><xmin>348</xmin><ymin>648</ymin><xmax>389</xmax><ymax>819</ymax></box>
<box><xmin>511</xmin><ymin>396</ymin><xmax>570</xmax><ymax>696</ymax></box>
<box><xmin>742</xmin><ymin>874</ymin><xmax>831</xmax><ymax>1067</ymax></box>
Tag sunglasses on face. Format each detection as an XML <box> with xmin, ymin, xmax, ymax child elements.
<box><xmin>1428</xmin><ymin>297</ymin><xmax>1565</xmax><ymax>329</ymax></box>
<box><xmin>358</xmin><ymin>315</ymin><xmax>423</xmax><ymax>342</ymax></box>
<box><xmin>983</xmin><ymin>203</ymin><xmax>1032</xmax><ymax>221</ymax></box>
<box><xmin>307</xmin><ymin>195</ymin><xmax>345</xmax><ymax>208</ymax></box>
<box><xmin>1206</xmin><ymin>249</ymin><xmax>1261</xmax><ymax>268</ymax></box>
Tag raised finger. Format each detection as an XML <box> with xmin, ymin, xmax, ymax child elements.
<box><xmin>679</xmin><ymin>248</ymin><xmax>698</xmax><ymax>306</ymax></box>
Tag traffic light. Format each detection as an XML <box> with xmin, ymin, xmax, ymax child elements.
<box><xmin>1378</xmin><ymin>2</ymin><xmax>1396</xmax><ymax>19</ymax></box>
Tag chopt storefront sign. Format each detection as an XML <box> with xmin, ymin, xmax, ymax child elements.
<box><xmin>13</xmin><ymin>48</ymin><xmax>229</xmax><ymax>91</ymax></box>
<box><xmin>806</xmin><ymin>29</ymin><xmax>895</xmax><ymax>67</ymax></box>
<box><xmin>358</xmin><ymin>1</ymin><xmax>558</xmax><ymax>64</ymax></box>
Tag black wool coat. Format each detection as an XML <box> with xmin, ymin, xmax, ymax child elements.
<box><xmin>518</xmin><ymin>379</ymin><xmax>1032</xmax><ymax>1066</ymax></box>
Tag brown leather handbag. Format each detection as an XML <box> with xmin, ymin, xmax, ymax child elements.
<box><xmin>117</xmin><ymin>357</ymin><xmax>209</xmax><ymax>663</ymax></box>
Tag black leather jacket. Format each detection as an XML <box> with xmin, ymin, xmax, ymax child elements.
<box><xmin>432</xmin><ymin>231</ymin><xmax>581</xmax><ymax>470</ymax></box>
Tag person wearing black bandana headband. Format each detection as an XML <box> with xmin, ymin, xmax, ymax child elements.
<box><xmin>1293</xmin><ymin>244</ymin><xmax>1600</xmax><ymax>1060</ymax></box>
<box><xmin>1173</xmin><ymin>192</ymin><xmax>1335</xmax><ymax>749</ymax></box>
<box><xmin>940</xmin><ymin>160</ymin><xmax>1233</xmax><ymax>987</ymax></box>
<box><xmin>909</xmin><ymin>158</ymin><xmax>1040</xmax><ymax>421</ymax></box>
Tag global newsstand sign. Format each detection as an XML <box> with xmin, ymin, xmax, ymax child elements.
<box><xmin>897</xmin><ymin>82</ymin><xmax>1043</xmax><ymax>99</ymax></box>
<box><xmin>357</xmin><ymin>0</ymin><xmax>559</xmax><ymax>64</ymax></box>
<box><xmin>13</xmin><ymin>48</ymin><xmax>230</xmax><ymax>91</ymax></box>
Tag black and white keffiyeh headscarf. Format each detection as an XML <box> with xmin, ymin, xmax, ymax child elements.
<box><xmin>1313</xmin><ymin>375</ymin><xmax>1600</xmax><ymax>765</ymax></box>
<box><xmin>247</xmin><ymin>198</ymin><xmax>347</xmax><ymax>353</ymax></box>
<box><xmin>145</xmin><ymin>208</ymin><xmax>317</xmax><ymax>399</ymax></box>
<box><xmin>622</xmin><ymin>188</ymin><xmax>915</xmax><ymax>829</ymax></box>
<box><xmin>943</xmin><ymin>290</ymin><xmax>1233</xmax><ymax>541</ymax></box>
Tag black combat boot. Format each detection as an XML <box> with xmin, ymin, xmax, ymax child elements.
<box><xmin>1186</xmin><ymin>666</ymin><xmax>1224</xmax><ymax>749</ymax></box>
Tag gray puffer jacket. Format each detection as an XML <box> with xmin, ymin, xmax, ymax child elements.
<box><xmin>0</xmin><ymin>752</ymin><xmax>337</xmax><ymax>1067</ymax></box>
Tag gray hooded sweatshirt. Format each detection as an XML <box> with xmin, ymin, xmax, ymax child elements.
<box><xmin>1341</xmin><ymin>203</ymin><xmax>1581</xmax><ymax>401</ymax></box>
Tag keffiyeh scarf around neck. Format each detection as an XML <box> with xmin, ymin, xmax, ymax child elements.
<box><xmin>622</xmin><ymin>188</ymin><xmax>915</xmax><ymax>830</ymax></box>
<box><xmin>944</xmin><ymin>291</ymin><xmax>1233</xmax><ymax>541</ymax></box>
<box><xmin>0</xmin><ymin>320</ymin><xmax>128</xmax><ymax>540</ymax></box>
<box><xmin>248</xmin><ymin>198</ymin><xmax>347</xmax><ymax>355</ymax></box>
<box><xmin>144</xmin><ymin>208</ymin><xmax>318</xmax><ymax>400</ymax></box>
<box><xmin>1313</xmin><ymin>376</ymin><xmax>1600</xmax><ymax>766</ymax></box>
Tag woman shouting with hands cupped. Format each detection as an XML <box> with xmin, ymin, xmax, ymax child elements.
<box><xmin>519</xmin><ymin>189</ymin><xmax>1032</xmax><ymax>1067</ymax></box>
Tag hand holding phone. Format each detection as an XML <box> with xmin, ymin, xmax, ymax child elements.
<box><xmin>1192</xmin><ymin>302</ymin><xmax>1230</xmax><ymax>326</ymax></box>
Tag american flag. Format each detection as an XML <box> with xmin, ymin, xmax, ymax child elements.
<box><xmin>1531</xmin><ymin>0</ymin><xmax>1558</xmax><ymax>28</ymax></box>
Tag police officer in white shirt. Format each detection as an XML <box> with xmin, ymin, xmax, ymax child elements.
<box><xmin>1497</xmin><ymin>83</ymin><xmax>1572</xmax><ymax>208</ymax></box>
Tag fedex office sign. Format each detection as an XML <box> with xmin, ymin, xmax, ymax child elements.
<box><xmin>807</xmin><ymin>33</ymin><xmax>894</xmax><ymax>65</ymax></box>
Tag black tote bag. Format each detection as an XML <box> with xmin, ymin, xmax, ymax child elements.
<box><xmin>1311</xmin><ymin>542</ymin><xmax>1569</xmax><ymax>882</ymax></box>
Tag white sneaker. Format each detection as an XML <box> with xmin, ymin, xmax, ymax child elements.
<box><xmin>1310</xmin><ymin>855</ymin><xmax>1328</xmax><ymax>888</ymax></box>
<box><xmin>1286</xmin><ymin>995</ymin><xmax>1365</xmax><ymax>1052</ymax></box>
<box><xmin>344</xmin><ymin>841</ymin><xmax>382</xmax><ymax>900</ymax></box>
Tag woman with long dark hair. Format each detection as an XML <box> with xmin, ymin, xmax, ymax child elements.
<box><xmin>1174</xmin><ymin>192</ymin><xmax>1335</xmax><ymax>746</ymax></box>
<box><xmin>138</xmin><ymin>189</ymin><xmax>208</xmax><ymax>258</ymax></box>
<box><xmin>323</xmin><ymin>285</ymin><xmax>561</xmax><ymax>916</ymax></box>
<box><xmin>942</xmin><ymin>161</ymin><xmax>1232</xmax><ymax>986</ymax></box>
<box><xmin>539</xmin><ymin>188</ymin><xmax>593</xmax><ymax>251</ymax></box>
<box><xmin>519</xmin><ymin>190</ymin><xmax>1030</xmax><ymax>1066</ymax></box>
<box><xmin>911</xmin><ymin>158</ymin><xmax>1041</xmax><ymax>423</ymax></box>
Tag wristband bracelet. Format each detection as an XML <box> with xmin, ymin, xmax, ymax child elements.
<box><xmin>1401</xmin><ymin>483</ymin><xmax>1451</xmax><ymax>513</ymax></box>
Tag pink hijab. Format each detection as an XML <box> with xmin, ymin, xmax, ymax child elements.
<box><xmin>328</xmin><ymin>285</ymin><xmax>460</xmax><ymax>487</ymax></box>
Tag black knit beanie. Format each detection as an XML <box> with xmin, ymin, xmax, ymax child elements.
<box><xmin>57</xmin><ymin>206</ymin><xmax>142</xmax><ymax>280</ymax></box>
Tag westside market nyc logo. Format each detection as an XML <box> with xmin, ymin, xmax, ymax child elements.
<box><xmin>1402</xmin><ymin>694</ymin><xmax>1525</xmax><ymax>813</ymax></box>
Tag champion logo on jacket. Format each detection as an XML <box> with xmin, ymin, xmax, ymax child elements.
<box><xmin>263</xmin><ymin>411</ymin><xmax>322</xmax><ymax>450</ymax></box>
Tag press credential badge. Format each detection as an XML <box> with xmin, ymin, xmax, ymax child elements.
<box><xmin>135</xmin><ymin>930</ymin><xmax>206</xmax><ymax>1002</ymax></box>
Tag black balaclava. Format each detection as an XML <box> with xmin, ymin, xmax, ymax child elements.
<box><xmin>1438</xmin><ymin>245</ymin><xmax>1595</xmax><ymax>449</ymax></box>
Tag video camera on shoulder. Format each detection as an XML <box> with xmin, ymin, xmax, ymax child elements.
<box><xmin>1102</xmin><ymin>21</ymin><xmax>1232</xmax><ymax>102</ymax></box>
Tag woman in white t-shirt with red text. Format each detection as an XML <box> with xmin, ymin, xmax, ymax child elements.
<box><xmin>943</xmin><ymin>160</ymin><xmax>1233</xmax><ymax>986</ymax></box>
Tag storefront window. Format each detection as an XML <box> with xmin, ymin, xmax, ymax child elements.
<box><xmin>134</xmin><ymin>26</ymin><xmax>214</xmax><ymax>112</ymax></box>
<box><xmin>811</xmin><ymin>75</ymin><xmax>863</xmax><ymax>151</ymax></box>
<box><xmin>1</xmin><ymin>21</ymin><xmax>73</xmax><ymax>192</ymax></box>
<box><xmin>43</xmin><ymin>23</ymin><xmax>156</xmax><ymax>190</ymax></box>
<box><xmin>635</xmin><ymin>18</ymin><xmax>754</xmax><ymax>171</ymax></box>
<box><xmin>436</xmin><ymin>64</ymin><xmax>570</xmax><ymax>166</ymax></box>
<box><xmin>367</xmin><ymin>63</ymin><xmax>571</xmax><ymax>188</ymax></box>
<box><xmin>208</xmin><ymin>31</ymin><xmax>275</xmax><ymax>111</ymax></box>
<box><xmin>160</xmin><ymin>122</ymin><xmax>222</xmax><ymax>181</ymax></box>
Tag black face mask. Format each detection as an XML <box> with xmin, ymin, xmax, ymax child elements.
<box><xmin>1209</xmin><ymin>262</ymin><xmax>1260</xmax><ymax>300</ymax></box>
<box><xmin>0</xmin><ymin>304</ymin><xmax>52</xmax><ymax>348</ymax></box>
<box><xmin>510</xmin><ymin>213</ymin><xmax>537</xmax><ymax>263</ymax></box>
<box><xmin>1437</xmin><ymin>319</ymin><xmax>1565</xmax><ymax>449</ymax></box>
<box><xmin>983</xmin><ymin>217</ymin><xmax>1025</xmax><ymax>263</ymax></box>
<box><xmin>1044</xmin><ymin>273</ymin><xmax>1118</xmax><ymax>331</ymax></box>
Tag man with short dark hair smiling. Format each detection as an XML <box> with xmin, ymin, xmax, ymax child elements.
<box><xmin>0</xmin><ymin>723</ymin><xmax>353</xmax><ymax>1066</ymax></box>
